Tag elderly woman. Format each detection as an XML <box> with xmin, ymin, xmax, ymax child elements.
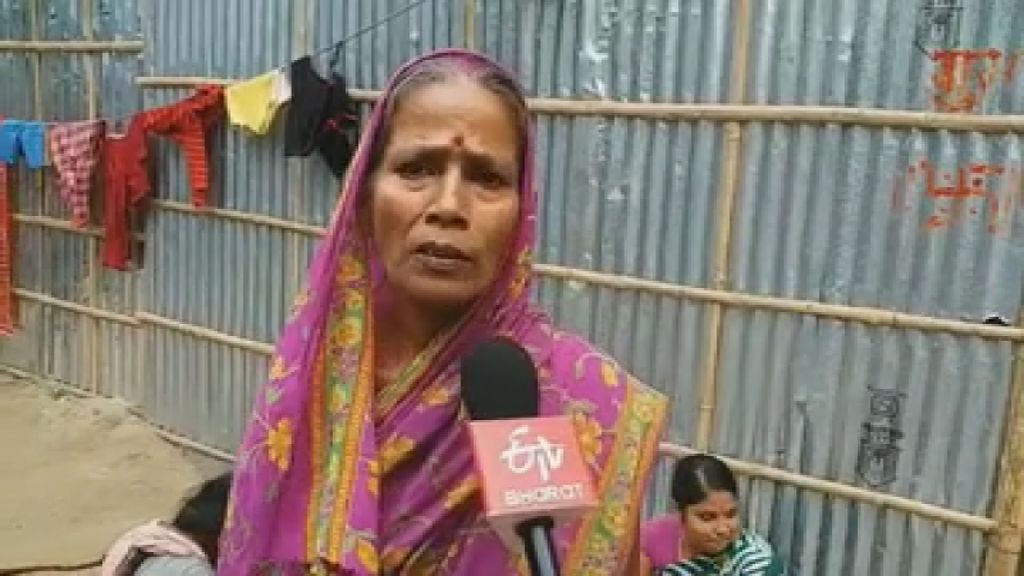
<box><xmin>219</xmin><ymin>49</ymin><xmax>667</xmax><ymax>575</ymax></box>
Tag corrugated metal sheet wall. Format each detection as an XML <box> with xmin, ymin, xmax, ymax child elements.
<box><xmin>2</xmin><ymin>1</ymin><xmax>1023</xmax><ymax>574</ymax></box>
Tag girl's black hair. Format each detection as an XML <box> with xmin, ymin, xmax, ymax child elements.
<box><xmin>171</xmin><ymin>472</ymin><xmax>232</xmax><ymax>539</ymax></box>
<box><xmin>671</xmin><ymin>454</ymin><xmax>738</xmax><ymax>510</ymax></box>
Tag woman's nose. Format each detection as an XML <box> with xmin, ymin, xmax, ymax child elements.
<box><xmin>425</xmin><ymin>168</ymin><xmax>468</xmax><ymax>229</ymax></box>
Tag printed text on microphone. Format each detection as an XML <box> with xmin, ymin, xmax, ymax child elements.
<box><xmin>498</xmin><ymin>425</ymin><xmax>585</xmax><ymax>507</ymax></box>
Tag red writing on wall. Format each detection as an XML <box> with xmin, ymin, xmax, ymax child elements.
<box><xmin>931</xmin><ymin>49</ymin><xmax>1024</xmax><ymax>113</ymax></box>
<box><xmin>891</xmin><ymin>159</ymin><xmax>1022</xmax><ymax>235</ymax></box>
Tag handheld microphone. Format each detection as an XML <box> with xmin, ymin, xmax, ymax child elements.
<box><xmin>460</xmin><ymin>338</ymin><xmax>598</xmax><ymax>576</ymax></box>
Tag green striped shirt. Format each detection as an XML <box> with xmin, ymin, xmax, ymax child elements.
<box><xmin>658</xmin><ymin>532</ymin><xmax>786</xmax><ymax>576</ymax></box>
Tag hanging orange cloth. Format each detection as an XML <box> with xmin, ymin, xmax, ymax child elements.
<box><xmin>139</xmin><ymin>85</ymin><xmax>225</xmax><ymax>208</ymax></box>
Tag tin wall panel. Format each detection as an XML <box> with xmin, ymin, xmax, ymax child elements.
<box><xmin>3</xmin><ymin>2</ymin><xmax>1022</xmax><ymax>574</ymax></box>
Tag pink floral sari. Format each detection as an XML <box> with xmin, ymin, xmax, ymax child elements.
<box><xmin>219</xmin><ymin>49</ymin><xmax>668</xmax><ymax>576</ymax></box>
<box><xmin>642</xmin><ymin>514</ymin><xmax>685</xmax><ymax>570</ymax></box>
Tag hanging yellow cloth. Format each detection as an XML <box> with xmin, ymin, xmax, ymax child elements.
<box><xmin>225</xmin><ymin>70</ymin><xmax>290</xmax><ymax>135</ymax></box>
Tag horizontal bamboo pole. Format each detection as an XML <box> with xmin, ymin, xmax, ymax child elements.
<box><xmin>13</xmin><ymin>213</ymin><xmax>145</xmax><ymax>242</ymax></box>
<box><xmin>149</xmin><ymin>200</ymin><xmax>1024</xmax><ymax>342</ymax></box>
<box><xmin>13</xmin><ymin>213</ymin><xmax>104</xmax><ymax>238</ymax></box>
<box><xmin>136</xmin><ymin>76</ymin><xmax>237</xmax><ymax>87</ymax></box>
<box><xmin>3</xmin><ymin>356</ymin><xmax>994</xmax><ymax>535</ymax></box>
<box><xmin>14</xmin><ymin>288</ymin><xmax>270</xmax><ymax>353</ymax></box>
<box><xmin>0</xmin><ymin>39</ymin><xmax>145</xmax><ymax>53</ymax></box>
<box><xmin>15</xmin><ymin>288</ymin><xmax>139</xmax><ymax>326</ymax></box>
<box><xmin>134</xmin><ymin>76</ymin><xmax>1024</xmax><ymax>133</ymax></box>
<box><xmin>535</xmin><ymin>264</ymin><xmax>1024</xmax><ymax>342</ymax></box>
<box><xmin>0</xmin><ymin>363</ymin><xmax>36</xmax><ymax>381</ymax></box>
<box><xmin>658</xmin><ymin>443</ymin><xmax>997</xmax><ymax>533</ymax></box>
<box><xmin>154</xmin><ymin>427</ymin><xmax>236</xmax><ymax>463</ymax></box>
<box><xmin>4</xmin><ymin>354</ymin><xmax>995</xmax><ymax>534</ymax></box>
<box><xmin>23</xmin><ymin>202</ymin><xmax>1014</xmax><ymax>347</ymax></box>
<box><xmin>135</xmin><ymin>311</ymin><xmax>274</xmax><ymax>355</ymax></box>
<box><xmin>22</xmin><ymin>295</ymin><xmax>1008</xmax><ymax>535</ymax></box>
<box><xmin>137</xmin><ymin>75</ymin><xmax>374</xmax><ymax>99</ymax></box>
<box><xmin>151</xmin><ymin>199</ymin><xmax>325</xmax><ymax>236</ymax></box>
<box><xmin>525</xmin><ymin>100</ymin><xmax>1024</xmax><ymax>134</ymax></box>
<box><xmin>11</xmin><ymin>289</ymin><xmax>272</xmax><ymax>354</ymax></box>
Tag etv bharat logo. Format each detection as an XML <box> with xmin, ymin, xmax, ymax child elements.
<box><xmin>499</xmin><ymin>425</ymin><xmax>565</xmax><ymax>482</ymax></box>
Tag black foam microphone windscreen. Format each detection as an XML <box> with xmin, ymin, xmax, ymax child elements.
<box><xmin>460</xmin><ymin>337</ymin><xmax>539</xmax><ymax>421</ymax></box>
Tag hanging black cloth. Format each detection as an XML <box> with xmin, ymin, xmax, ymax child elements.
<box><xmin>283</xmin><ymin>54</ymin><xmax>359</xmax><ymax>178</ymax></box>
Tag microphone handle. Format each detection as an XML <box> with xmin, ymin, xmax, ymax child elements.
<box><xmin>516</xmin><ymin>517</ymin><xmax>561</xmax><ymax>576</ymax></box>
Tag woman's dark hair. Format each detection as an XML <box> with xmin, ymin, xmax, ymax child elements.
<box><xmin>172</xmin><ymin>472</ymin><xmax>232</xmax><ymax>540</ymax></box>
<box><xmin>367</xmin><ymin>56</ymin><xmax>529</xmax><ymax>175</ymax></box>
<box><xmin>671</xmin><ymin>454</ymin><xmax>738</xmax><ymax>510</ymax></box>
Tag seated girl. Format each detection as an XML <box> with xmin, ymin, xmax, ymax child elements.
<box><xmin>100</xmin><ymin>472</ymin><xmax>231</xmax><ymax>576</ymax></box>
<box><xmin>642</xmin><ymin>454</ymin><xmax>786</xmax><ymax>575</ymax></box>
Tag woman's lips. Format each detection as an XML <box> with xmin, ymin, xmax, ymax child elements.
<box><xmin>415</xmin><ymin>241</ymin><xmax>470</xmax><ymax>260</ymax></box>
<box><xmin>413</xmin><ymin>241</ymin><xmax>472</xmax><ymax>273</ymax></box>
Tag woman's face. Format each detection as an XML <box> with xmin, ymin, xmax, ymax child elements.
<box><xmin>680</xmin><ymin>490</ymin><xmax>741</xmax><ymax>557</ymax></box>
<box><xmin>368</xmin><ymin>75</ymin><xmax>521</xmax><ymax>312</ymax></box>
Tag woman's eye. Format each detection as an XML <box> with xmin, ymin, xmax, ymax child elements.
<box><xmin>397</xmin><ymin>161</ymin><xmax>432</xmax><ymax>179</ymax></box>
<box><xmin>478</xmin><ymin>170</ymin><xmax>506</xmax><ymax>188</ymax></box>
<box><xmin>465</xmin><ymin>162</ymin><xmax>509</xmax><ymax>189</ymax></box>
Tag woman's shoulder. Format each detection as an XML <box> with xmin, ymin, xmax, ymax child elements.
<box><xmin>135</xmin><ymin>555</ymin><xmax>216</xmax><ymax>576</ymax></box>
<box><xmin>643</xmin><ymin>513</ymin><xmax>681</xmax><ymax>535</ymax></box>
<box><xmin>657</xmin><ymin>535</ymin><xmax>785</xmax><ymax>575</ymax></box>
<box><xmin>537</xmin><ymin>326</ymin><xmax>667</xmax><ymax>428</ymax></box>
<box><xmin>642</xmin><ymin>514</ymin><xmax>684</xmax><ymax>569</ymax></box>
<box><xmin>732</xmin><ymin>531</ymin><xmax>786</xmax><ymax>574</ymax></box>
<box><xmin>735</xmin><ymin>531</ymin><xmax>776</xmax><ymax>554</ymax></box>
<box><xmin>534</xmin><ymin>325</ymin><xmax>666</xmax><ymax>401</ymax></box>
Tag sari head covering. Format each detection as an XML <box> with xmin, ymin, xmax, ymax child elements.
<box><xmin>219</xmin><ymin>49</ymin><xmax>668</xmax><ymax>575</ymax></box>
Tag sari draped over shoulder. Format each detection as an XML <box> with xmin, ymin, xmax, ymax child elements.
<box><xmin>658</xmin><ymin>532</ymin><xmax>786</xmax><ymax>576</ymax></box>
<box><xmin>218</xmin><ymin>49</ymin><xmax>668</xmax><ymax>576</ymax></box>
<box><xmin>642</xmin><ymin>514</ymin><xmax>685</xmax><ymax>571</ymax></box>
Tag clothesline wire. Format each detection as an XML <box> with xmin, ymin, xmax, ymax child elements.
<box><xmin>25</xmin><ymin>0</ymin><xmax>431</xmax><ymax>127</ymax></box>
<box><xmin>315</xmin><ymin>0</ymin><xmax>431</xmax><ymax>65</ymax></box>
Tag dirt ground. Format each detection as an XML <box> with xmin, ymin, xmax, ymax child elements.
<box><xmin>0</xmin><ymin>375</ymin><xmax>228</xmax><ymax>574</ymax></box>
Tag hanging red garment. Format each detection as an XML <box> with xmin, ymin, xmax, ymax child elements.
<box><xmin>0</xmin><ymin>161</ymin><xmax>16</xmax><ymax>335</ymax></box>
<box><xmin>138</xmin><ymin>85</ymin><xmax>224</xmax><ymax>208</ymax></box>
<box><xmin>102</xmin><ymin>116</ymin><xmax>150</xmax><ymax>270</ymax></box>
<box><xmin>102</xmin><ymin>86</ymin><xmax>225</xmax><ymax>271</ymax></box>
